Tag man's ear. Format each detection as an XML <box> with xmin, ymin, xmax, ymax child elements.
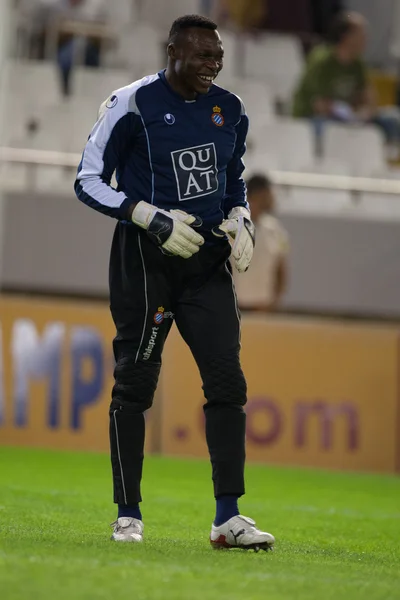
<box><xmin>167</xmin><ymin>43</ymin><xmax>176</xmax><ymax>60</ymax></box>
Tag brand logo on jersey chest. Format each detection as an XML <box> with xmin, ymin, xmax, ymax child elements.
<box><xmin>171</xmin><ymin>143</ymin><xmax>218</xmax><ymax>201</ymax></box>
<box><xmin>164</xmin><ymin>113</ymin><xmax>175</xmax><ymax>125</ymax></box>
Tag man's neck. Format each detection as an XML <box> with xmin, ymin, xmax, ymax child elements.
<box><xmin>165</xmin><ymin>66</ymin><xmax>197</xmax><ymax>101</ymax></box>
<box><xmin>251</xmin><ymin>211</ymin><xmax>263</xmax><ymax>224</ymax></box>
<box><xmin>334</xmin><ymin>45</ymin><xmax>355</xmax><ymax>65</ymax></box>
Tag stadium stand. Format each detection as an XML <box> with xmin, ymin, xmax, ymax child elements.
<box><xmin>323</xmin><ymin>124</ymin><xmax>387</xmax><ymax>176</ymax></box>
<box><xmin>356</xmin><ymin>192</ymin><xmax>400</xmax><ymax>220</ymax></box>
<box><xmin>243</xmin><ymin>33</ymin><xmax>304</xmax><ymax>105</ymax></box>
<box><xmin>3</xmin><ymin>0</ymin><xmax>400</xmax><ymax>214</ymax></box>
<box><xmin>246</xmin><ymin>119</ymin><xmax>314</xmax><ymax>171</ymax></box>
<box><xmin>279</xmin><ymin>187</ymin><xmax>352</xmax><ymax>215</ymax></box>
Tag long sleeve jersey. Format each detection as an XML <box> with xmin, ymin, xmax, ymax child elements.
<box><xmin>75</xmin><ymin>70</ymin><xmax>249</xmax><ymax>237</ymax></box>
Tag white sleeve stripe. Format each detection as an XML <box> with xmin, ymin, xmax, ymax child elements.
<box><xmin>77</xmin><ymin>74</ymin><xmax>159</xmax><ymax>208</ymax></box>
<box><xmin>78</xmin><ymin>175</ymin><xmax>128</xmax><ymax>208</ymax></box>
<box><xmin>77</xmin><ymin>73</ymin><xmax>159</xmax><ymax>210</ymax></box>
<box><xmin>78</xmin><ymin>135</ymin><xmax>128</xmax><ymax>209</ymax></box>
<box><xmin>77</xmin><ymin>104</ymin><xmax>129</xmax><ymax>208</ymax></box>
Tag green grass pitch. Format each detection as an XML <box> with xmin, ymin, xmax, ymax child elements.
<box><xmin>0</xmin><ymin>447</ymin><xmax>399</xmax><ymax>600</ymax></box>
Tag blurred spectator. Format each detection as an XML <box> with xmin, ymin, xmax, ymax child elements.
<box><xmin>292</xmin><ymin>11</ymin><xmax>400</xmax><ymax>160</ymax></box>
<box><xmin>16</xmin><ymin>0</ymin><xmax>109</xmax><ymax>96</ymax></box>
<box><xmin>200</xmin><ymin>0</ymin><xmax>214</xmax><ymax>18</ymax></box>
<box><xmin>217</xmin><ymin>0</ymin><xmax>266</xmax><ymax>31</ymax></box>
<box><xmin>54</xmin><ymin>0</ymin><xmax>109</xmax><ymax>96</ymax></box>
<box><xmin>310</xmin><ymin>0</ymin><xmax>344</xmax><ymax>39</ymax></box>
<box><xmin>233</xmin><ymin>175</ymin><xmax>289</xmax><ymax>314</ymax></box>
<box><xmin>263</xmin><ymin>0</ymin><xmax>313</xmax><ymax>36</ymax></box>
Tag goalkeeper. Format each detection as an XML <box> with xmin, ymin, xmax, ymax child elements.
<box><xmin>75</xmin><ymin>14</ymin><xmax>274</xmax><ymax>552</ymax></box>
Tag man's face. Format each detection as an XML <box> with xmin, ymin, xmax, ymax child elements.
<box><xmin>249</xmin><ymin>188</ymin><xmax>274</xmax><ymax>219</ymax></box>
<box><xmin>345</xmin><ymin>23</ymin><xmax>367</xmax><ymax>59</ymax></box>
<box><xmin>169</xmin><ymin>28</ymin><xmax>224</xmax><ymax>96</ymax></box>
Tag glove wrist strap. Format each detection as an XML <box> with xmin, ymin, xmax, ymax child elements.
<box><xmin>228</xmin><ymin>206</ymin><xmax>251</xmax><ymax>221</ymax></box>
<box><xmin>131</xmin><ymin>201</ymin><xmax>155</xmax><ymax>229</ymax></box>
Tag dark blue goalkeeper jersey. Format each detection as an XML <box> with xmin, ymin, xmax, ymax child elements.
<box><xmin>75</xmin><ymin>70</ymin><xmax>249</xmax><ymax>236</ymax></box>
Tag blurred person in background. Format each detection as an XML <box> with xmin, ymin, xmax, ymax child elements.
<box><xmin>234</xmin><ymin>174</ymin><xmax>289</xmax><ymax>314</ymax></box>
<box><xmin>17</xmin><ymin>0</ymin><xmax>108</xmax><ymax>96</ymax></box>
<box><xmin>310</xmin><ymin>0</ymin><xmax>344</xmax><ymax>39</ymax></box>
<box><xmin>54</xmin><ymin>0</ymin><xmax>109</xmax><ymax>96</ymax></box>
<box><xmin>217</xmin><ymin>0</ymin><xmax>267</xmax><ymax>31</ymax></box>
<box><xmin>292</xmin><ymin>11</ymin><xmax>400</xmax><ymax>160</ymax></box>
<box><xmin>262</xmin><ymin>0</ymin><xmax>313</xmax><ymax>36</ymax></box>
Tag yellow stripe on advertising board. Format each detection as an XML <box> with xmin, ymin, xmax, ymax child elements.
<box><xmin>161</xmin><ymin>316</ymin><xmax>400</xmax><ymax>473</ymax></box>
<box><xmin>1</xmin><ymin>295</ymin><xmax>399</xmax><ymax>473</ymax></box>
<box><xmin>0</xmin><ymin>296</ymin><xmax>156</xmax><ymax>453</ymax></box>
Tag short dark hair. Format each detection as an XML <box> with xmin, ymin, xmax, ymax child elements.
<box><xmin>328</xmin><ymin>12</ymin><xmax>358</xmax><ymax>44</ymax></box>
<box><xmin>168</xmin><ymin>14</ymin><xmax>218</xmax><ymax>44</ymax></box>
<box><xmin>247</xmin><ymin>174</ymin><xmax>271</xmax><ymax>196</ymax></box>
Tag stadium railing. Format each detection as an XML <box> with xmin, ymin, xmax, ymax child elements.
<box><xmin>2</xmin><ymin>146</ymin><xmax>400</xmax><ymax>199</ymax></box>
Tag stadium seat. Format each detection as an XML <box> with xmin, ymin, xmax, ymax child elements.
<box><xmin>2</xmin><ymin>60</ymin><xmax>61</xmax><ymax>144</ymax></box>
<box><xmin>112</xmin><ymin>0</ymin><xmax>137</xmax><ymax>25</ymax></box>
<box><xmin>243</xmin><ymin>152</ymin><xmax>280</xmax><ymax>179</ymax></box>
<box><xmin>301</xmin><ymin>158</ymin><xmax>350</xmax><ymax>175</ymax></box>
<box><xmin>247</xmin><ymin>119</ymin><xmax>314</xmax><ymax>171</ymax></box>
<box><xmin>4</xmin><ymin>60</ymin><xmax>60</xmax><ymax>112</ymax></box>
<box><xmin>73</xmin><ymin>66</ymin><xmax>136</xmax><ymax>104</ymax></box>
<box><xmin>138</xmin><ymin>0</ymin><xmax>201</xmax><ymax>29</ymax></box>
<box><xmin>216</xmin><ymin>76</ymin><xmax>274</xmax><ymax>125</ymax></box>
<box><xmin>279</xmin><ymin>187</ymin><xmax>353</xmax><ymax>214</ymax></box>
<box><xmin>243</xmin><ymin>33</ymin><xmax>304</xmax><ymax>103</ymax></box>
<box><xmin>216</xmin><ymin>29</ymin><xmax>240</xmax><ymax>79</ymax></box>
<box><xmin>115</xmin><ymin>24</ymin><xmax>166</xmax><ymax>73</ymax></box>
<box><xmin>323</xmin><ymin>124</ymin><xmax>387</xmax><ymax>176</ymax></box>
<box><xmin>355</xmin><ymin>193</ymin><xmax>400</xmax><ymax>220</ymax></box>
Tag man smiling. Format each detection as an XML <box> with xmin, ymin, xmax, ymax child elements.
<box><xmin>75</xmin><ymin>14</ymin><xmax>274</xmax><ymax>552</ymax></box>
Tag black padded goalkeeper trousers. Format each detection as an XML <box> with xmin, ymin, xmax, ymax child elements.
<box><xmin>109</xmin><ymin>223</ymin><xmax>247</xmax><ymax>505</ymax></box>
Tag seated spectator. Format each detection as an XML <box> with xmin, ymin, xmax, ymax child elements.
<box><xmin>292</xmin><ymin>11</ymin><xmax>400</xmax><ymax>160</ymax></box>
<box><xmin>233</xmin><ymin>175</ymin><xmax>289</xmax><ymax>314</ymax></box>
<box><xmin>263</xmin><ymin>0</ymin><xmax>313</xmax><ymax>36</ymax></box>
<box><xmin>310</xmin><ymin>0</ymin><xmax>343</xmax><ymax>39</ymax></box>
<box><xmin>54</xmin><ymin>0</ymin><xmax>109</xmax><ymax>96</ymax></box>
<box><xmin>217</xmin><ymin>0</ymin><xmax>266</xmax><ymax>31</ymax></box>
<box><xmin>17</xmin><ymin>0</ymin><xmax>109</xmax><ymax>96</ymax></box>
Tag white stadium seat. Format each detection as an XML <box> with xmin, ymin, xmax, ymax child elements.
<box><xmin>217</xmin><ymin>29</ymin><xmax>240</xmax><ymax>79</ymax></box>
<box><xmin>279</xmin><ymin>188</ymin><xmax>352</xmax><ymax>214</ymax></box>
<box><xmin>247</xmin><ymin>118</ymin><xmax>314</xmax><ymax>171</ymax></box>
<box><xmin>301</xmin><ymin>158</ymin><xmax>350</xmax><ymax>175</ymax></box>
<box><xmin>116</xmin><ymin>24</ymin><xmax>166</xmax><ymax>73</ymax></box>
<box><xmin>73</xmin><ymin>66</ymin><xmax>135</xmax><ymax>105</ymax></box>
<box><xmin>216</xmin><ymin>75</ymin><xmax>274</xmax><ymax>125</ymax></box>
<box><xmin>2</xmin><ymin>60</ymin><xmax>61</xmax><ymax>145</ymax></box>
<box><xmin>138</xmin><ymin>0</ymin><xmax>201</xmax><ymax>29</ymax></box>
<box><xmin>243</xmin><ymin>33</ymin><xmax>304</xmax><ymax>102</ymax></box>
<box><xmin>354</xmin><ymin>193</ymin><xmax>400</xmax><ymax>221</ymax></box>
<box><xmin>243</xmin><ymin>152</ymin><xmax>280</xmax><ymax>179</ymax></box>
<box><xmin>111</xmin><ymin>0</ymin><xmax>137</xmax><ymax>25</ymax></box>
<box><xmin>324</xmin><ymin>124</ymin><xmax>386</xmax><ymax>176</ymax></box>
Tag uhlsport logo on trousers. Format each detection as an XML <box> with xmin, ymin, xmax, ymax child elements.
<box><xmin>171</xmin><ymin>142</ymin><xmax>218</xmax><ymax>201</ymax></box>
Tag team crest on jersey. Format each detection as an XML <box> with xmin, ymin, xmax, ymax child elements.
<box><xmin>171</xmin><ymin>143</ymin><xmax>218</xmax><ymax>201</ymax></box>
<box><xmin>154</xmin><ymin>307</ymin><xmax>165</xmax><ymax>325</ymax></box>
<box><xmin>211</xmin><ymin>105</ymin><xmax>224</xmax><ymax>127</ymax></box>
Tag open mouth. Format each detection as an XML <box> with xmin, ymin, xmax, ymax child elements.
<box><xmin>197</xmin><ymin>74</ymin><xmax>215</xmax><ymax>86</ymax></box>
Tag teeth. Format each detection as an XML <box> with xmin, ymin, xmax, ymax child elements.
<box><xmin>199</xmin><ymin>75</ymin><xmax>213</xmax><ymax>83</ymax></box>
